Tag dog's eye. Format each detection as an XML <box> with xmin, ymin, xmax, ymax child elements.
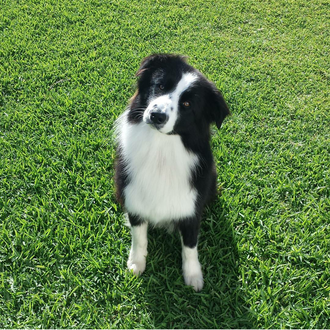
<box><xmin>158</xmin><ymin>84</ymin><xmax>165</xmax><ymax>90</ymax></box>
<box><xmin>182</xmin><ymin>101</ymin><xmax>191</xmax><ymax>108</ymax></box>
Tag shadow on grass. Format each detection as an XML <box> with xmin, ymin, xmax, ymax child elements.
<box><xmin>138</xmin><ymin>196</ymin><xmax>256</xmax><ymax>329</ymax></box>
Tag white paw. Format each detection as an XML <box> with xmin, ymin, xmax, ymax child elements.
<box><xmin>184</xmin><ymin>270</ymin><xmax>204</xmax><ymax>291</ymax></box>
<box><xmin>183</xmin><ymin>262</ymin><xmax>204</xmax><ymax>291</ymax></box>
<box><xmin>127</xmin><ymin>257</ymin><xmax>146</xmax><ymax>276</ymax></box>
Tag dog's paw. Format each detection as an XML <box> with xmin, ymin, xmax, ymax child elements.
<box><xmin>127</xmin><ymin>257</ymin><xmax>146</xmax><ymax>276</ymax></box>
<box><xmin>183</xmin><ymin>259</ymin><xmax>204</xmax><ymax>291</ymax></box>
<box><xmin>184</xmin><ymin>271</ymin><xmax>204</xmax><ymax>292</ymax></box>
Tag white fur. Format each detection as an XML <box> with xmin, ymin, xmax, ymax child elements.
<box><xmin>127</xmin><ymin>222</ymin><xmax>148</xmax><ymax>275</ymax></box>
<box><xmin>143</xmin><ymin>72</ymin><xmax>197</xmax><ymax>134</ymax></box>
<box><xmin>118</xmin><ymin>114</ymin><xmax>199</xmax><ymax>224</ymax></box>
<box><xmin>182</xmin><ymin>243</ymin><xmax>204</xmax><ymax>291</ymax></box>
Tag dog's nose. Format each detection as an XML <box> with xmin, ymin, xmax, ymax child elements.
<box><xmin>150</xmin><ymin>112</ymin><xmax>168</xmax><ymax>125</ymax></box>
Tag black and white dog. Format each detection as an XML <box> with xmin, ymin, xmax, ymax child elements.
<box><xmin>115</xmin><ymin>54</ymin><xmax>230</xmax><ymax>291</ymax></box>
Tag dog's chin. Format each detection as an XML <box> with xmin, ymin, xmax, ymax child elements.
<box><xmin>152</xmin><ymin>126</ymin><xmax>176</xmax><ymax>136</ymax></box>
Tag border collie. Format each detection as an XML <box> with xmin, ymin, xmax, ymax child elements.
<box><xmin>115</xmin><ymin>54</ymin><xmax>230</xmax><ymax>291</ymax></box>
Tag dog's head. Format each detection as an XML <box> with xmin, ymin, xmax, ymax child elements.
<box><xmin>130</xmin><ymin>54</ymin><xmax>230</xmax><ymax>136</ymax></box>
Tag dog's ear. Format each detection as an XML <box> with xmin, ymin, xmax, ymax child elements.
<box><xmin>136</xmin><ymin>54</ymin><xmax>187</xmax><ymax>77</ymax></box>
<box><xmin>136</xmin><ymin>54</ymin><xmax>157</xmax><ymax>77</ymax></box>
<box><xmin>136</xmin><ymin>54</ymin><xmax>167</xmax><ymax>77</ymax></box>
<box><xmin>206</xmin><ymin>83</ymin><xmax>230</xmax><ymax>129</ymax></box>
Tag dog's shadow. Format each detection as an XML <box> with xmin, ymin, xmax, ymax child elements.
<box><xmin>137</xmin><ymin>196</ymin><xmax>256</xmax><ymax>329</ymax></box>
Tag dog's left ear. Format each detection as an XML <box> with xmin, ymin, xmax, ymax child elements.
<box><xmin>206</xmin><ymin>83</ymin><xmax>231</xmax><ymax>129</ymax></box>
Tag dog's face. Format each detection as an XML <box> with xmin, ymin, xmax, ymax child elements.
<box><xmin>129</xmin><ymin>54</ymin><xmax>230</xmax><ymax>135</ymax></box>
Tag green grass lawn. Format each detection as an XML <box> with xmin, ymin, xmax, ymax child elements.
<box><xmin>1</xmin><ymin>0</ymin><xmax>329</xmax><ymax>328</ymax></box>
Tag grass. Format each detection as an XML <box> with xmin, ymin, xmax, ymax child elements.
<box><xmin>0</xmin><ymin>0</ymin><xmax>329</xmax><ymax>328</ymax></box>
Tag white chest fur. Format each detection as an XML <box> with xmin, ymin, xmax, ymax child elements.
<box><xmin>119</xmin><ymin>114</ymin><xmax>199</xmax><ymax>224</ymax></box>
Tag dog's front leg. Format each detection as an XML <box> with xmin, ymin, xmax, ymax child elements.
<box><xmin>127</xmin><ymin>214</ymin><xmax>148</xmax><ymax>276</ymax></box>
<box><xmin>179</xmin><ymin>218</ymin><xmax>204</xmax><ymax>291</ymax></box>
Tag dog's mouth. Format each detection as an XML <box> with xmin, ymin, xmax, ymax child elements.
<box><xmin>144</xmin><ymin>118</ymin><xmax>176</xmax><ymax>135</ymax></box>
<box><xmin>144</xmin><ymin>118</ymin><xmax>159</xmax><ymax>129</ymax></box>
<box><xmin>166</xmin><ymin>130</ymin><xmax>177</xmax><ymax>135</ymax></box>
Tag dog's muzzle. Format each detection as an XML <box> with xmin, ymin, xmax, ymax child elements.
<box><xmin>143</xmin><ymin>95</ymin><xmax>175</xmax><ymax>134</ymax></box>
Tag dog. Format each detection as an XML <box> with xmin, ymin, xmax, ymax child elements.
<box><xmin>115</xmin><ymin>54</ymin><xmax>230</xmax><ymax>291</ymax></box>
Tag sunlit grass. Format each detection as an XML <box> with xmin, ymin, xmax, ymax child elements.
<box><xmin>0</xmin><ymin>0</ymin><xmax>329</xmax><ymax>328</ymax></box>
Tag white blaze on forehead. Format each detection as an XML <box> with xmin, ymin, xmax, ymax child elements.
<box><xmin>161</xmin><ymin>72</ymin><xmax>197</xmax><ymax>133</ymax></box>
<box><xmin>171</xmin><ymin>72</ymin><xmax>198</xmax><ymax>100</ymax></box>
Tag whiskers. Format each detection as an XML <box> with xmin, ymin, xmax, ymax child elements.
<box><xmin>131</xmin><ymin>107</ymin><xmax>146</xmax><ymax>120</ymax></box>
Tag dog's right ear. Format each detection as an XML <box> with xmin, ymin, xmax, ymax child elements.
<box><xmin>136</xmin><ymin>53</ymin><xmax>186</xmax><ymax>77</ymax></box>
<box><xmin>136</xmin><ymin>54</ymin><xmax>159</xmax><ymax>77</ymax></box>
<box><xmin>134</xmin><ymin>55</ymin><xmax>162</xmax><ymax>92</ymax></box>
